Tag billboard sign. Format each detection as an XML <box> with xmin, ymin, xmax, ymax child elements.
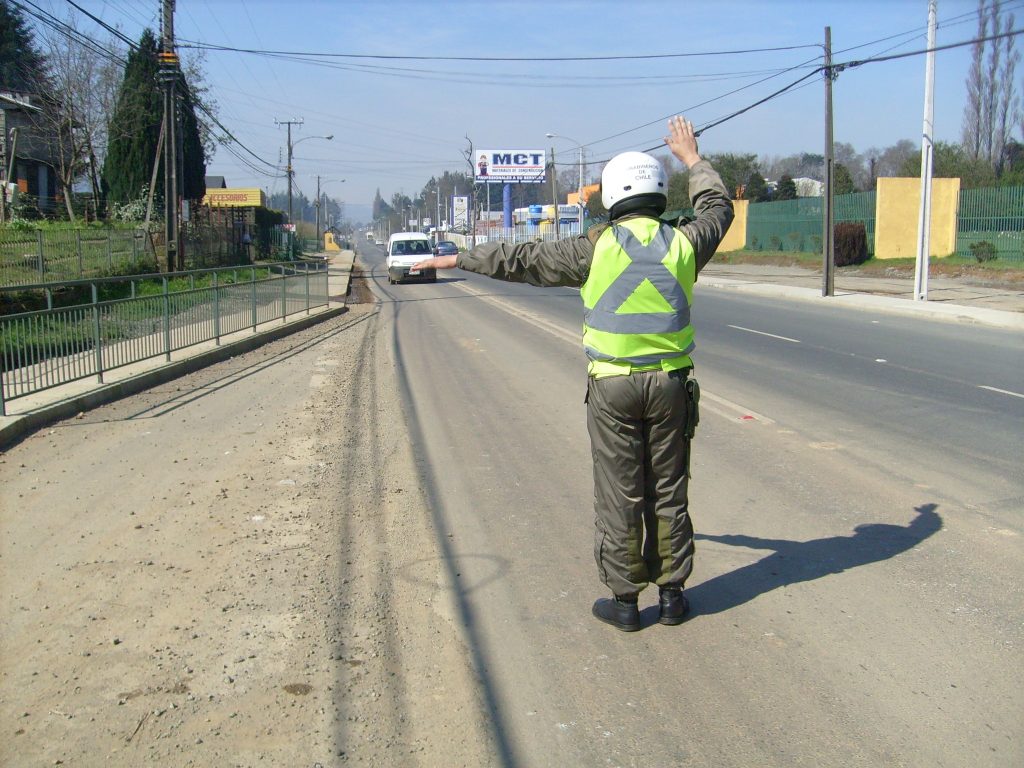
<box><xmin>452</xmin><ymin>196</ymin><xmax>468</xmax><ymax>230</ymax></box>
<box><xmin>203</xmin><ymin>187</ymin><xmax>267</xmax><ymax>208</ymax></box>
<box><xmin>474</xmin><ymin>150</ymin><xmax>546</xmax><ymax>183</ymax></box>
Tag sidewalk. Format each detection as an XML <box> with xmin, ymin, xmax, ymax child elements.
<box><xmin>0</xmin><ymin>249</ymin><xmax>355</xmax><ymax>448</ymax></box>
<box><xmin>699</xmin><ymin>262</ymin><xmax>1024</xmax><ymax>331</ymax></box>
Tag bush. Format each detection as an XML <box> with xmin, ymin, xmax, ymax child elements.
<box><xmin>769</xmin><ymin>235</ymin><xmax>782</xmax><ymax>251</ymax></box>
<box><xmin>968</xmin><ymin>241</ymin><xmax>997</xmax><ymax>263</ymax></box>
<box><xmin>834</xmin><ymin>222</ymin><xmax>869</xmax><ymax>266</ymax></box>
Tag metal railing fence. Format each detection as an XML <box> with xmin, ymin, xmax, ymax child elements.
<box><xmin>956</xmin><ymin>185</ymin><xmax>1024</xmax><ymax>262</ymax></box>
<box><xmin>0</xmin><ymin>227</ymin><xmax>152</xmax><ymax>286</ymax></box>
<box><xmin>0</xmin><ymin>262</ymin><xmax>328</xmax><ymax>415</ymax></box>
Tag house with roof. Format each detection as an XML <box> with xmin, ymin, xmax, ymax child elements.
<box><xmin>0</xmin><ymin>91</ymin><xmax>60</xmax><ymax>217</ymax></box>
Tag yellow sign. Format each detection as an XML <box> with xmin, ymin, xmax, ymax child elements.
<box><xmin>203</xmin><ymin>187</ymin><xmax>266</xmax><ymax>208</ymax></box>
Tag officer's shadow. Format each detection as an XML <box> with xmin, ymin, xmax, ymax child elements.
<box><xmin>681</xmin><ymin>503</ymin><xmax>942</xmax><ymax>618</ymax></box>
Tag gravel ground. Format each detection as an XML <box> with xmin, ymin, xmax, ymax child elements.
<box><xmin>0</xmin><ymin>271</ymin><xmax>496</xmax><ymax>766</ymax></box>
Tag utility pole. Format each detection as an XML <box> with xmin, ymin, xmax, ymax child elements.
<box><xmin>462</xmin><ymin>136</ymin><xmax>476</xmax><ymax>247</ymax></box>
<box><xmin>276</xmin><ymin>118</ymin><xmax>303</xmax><ymax>257</ymax></box>
<box><xmin>159</xmin><ymin>0</ymin><xmax>180</xmax><ymax>271</ymax></box>
<box><xmin>315</xmin><ymin>174</ymin><xmax>321</xmax><ymax>247</ymax></box>
<box><xmin>822</xmin><ymin>26</ymin><xmax>835</xmax><ymax>297</ymax></box>
<box><xmin>549</xmin><ymin>145</ymin><xmax>558</xmax><ymax>240</ymax></box>
<box><xmin>914</xmin><ymin>0</ymin><xmax>938</xmax><ymax>302</ymax></box>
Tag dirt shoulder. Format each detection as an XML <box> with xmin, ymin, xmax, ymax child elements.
<box><xmin>1</xmin><ymin>273</ymin><xmax>495</xmax><ymax>765</ymax></box>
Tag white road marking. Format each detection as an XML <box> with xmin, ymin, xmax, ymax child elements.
<box><xmin>978</xmin><ymin>385</ymin><xmax>1024</xmax><ymax>399</ymax></box>
<box><xmin>727</xmin><ymin>324</ymin><xmax>801</xmax><ymax>343</ymax></box>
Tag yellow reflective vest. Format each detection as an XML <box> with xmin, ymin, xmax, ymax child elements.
<box><xmin>581</xmin><ymin>217</ymin><xmax>696</xmax><ymax>377</ymax></box>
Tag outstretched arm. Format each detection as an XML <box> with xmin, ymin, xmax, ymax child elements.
<box><xmin>413</xmin><ymin>254</ymin><xmax>457</xmax><ymax>271</ymax></box>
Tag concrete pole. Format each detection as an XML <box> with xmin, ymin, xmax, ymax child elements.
<box><xmin>914</xmin><ymin>0</ymin><xmax>938</xmax><ymax>302</ymax></box>
<box><xmin>822</xmin><ymin>26</ymin><xmax>835</xmax><ymax>297</ymax></box>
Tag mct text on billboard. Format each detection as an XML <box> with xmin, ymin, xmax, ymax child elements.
<box><xmin>474</xmin><ymin>150</ymin><xmax>546</xmax><ymax>183</ymax></box>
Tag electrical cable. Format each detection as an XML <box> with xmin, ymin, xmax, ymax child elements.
<box><xmin>176</xmin><ymin>39</ymin><xmax>823</xmax><ymax>63</ymax></box>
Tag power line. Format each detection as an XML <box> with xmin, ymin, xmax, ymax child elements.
<box><xmin>176</xmin><ymin>39</ymin><xmax>822</xmax><ymax>63</ymax></box>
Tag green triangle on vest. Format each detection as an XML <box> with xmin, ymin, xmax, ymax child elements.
<box><xmin>616</xmin><ymin>277</ymin><xmax>674</xmax><ymax>314</ymax></box>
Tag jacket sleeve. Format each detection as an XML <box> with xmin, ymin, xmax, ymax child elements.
<box><xmin>455</xmin><ymin>236</ymin><xmax>593</xmax><ymax>287</ymax></box>
<box><xmin>677</xmin><ymin>159</ymin><xmax>735</xmax><ymax>275</ymax></box>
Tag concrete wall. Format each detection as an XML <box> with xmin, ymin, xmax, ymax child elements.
<box><xmin>718</xmin><ymin>199</ymin><xmax>748</xmax><ymax>252</ymax></box>
<box><xmin>874</xmin><ymin>177</ymin><xmax>960</xmax><ymax>259</ymax></box>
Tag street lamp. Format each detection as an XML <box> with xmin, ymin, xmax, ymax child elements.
<box><xmin>315</xmin><ymin>176</ymin><xmax>345</xmax><ymax>246</ymax></box>
<box><xmin>545</xmin><ymin>132</ymin><xmax>585</xmax><ymax>234</ymax></box>
<box><xmin>287</xmin><ymin>132</ymin><xmax>333</xmax><ymax>255</ymax></box>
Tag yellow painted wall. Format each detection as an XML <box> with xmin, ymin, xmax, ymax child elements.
<box><xmin>874</xmin><ymin>177</ymin><xmax>960</xmax><ymax>259</ymax></box>
<box><xmin>717</xmin><ymin>198</ymin><xmax>748</xmax><ymax>252</ymax></box>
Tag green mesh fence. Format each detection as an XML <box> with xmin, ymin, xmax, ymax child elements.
<box><xmin>956</xmin><ymin>186</ymin><xmax>1024</xmax><ymax>263</ymax></box>
<box><xmin>745</xmin><ymin>191</ymin><xmax>876</xmax><ymax>254</ymax></box>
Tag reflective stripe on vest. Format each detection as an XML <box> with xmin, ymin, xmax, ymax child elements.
<box><xmin>581</xmin><ymin>218</ymin><xmax>696</xmax><ymax>367</ymax></box>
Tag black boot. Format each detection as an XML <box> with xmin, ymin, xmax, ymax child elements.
<box><xmin>592</xmin><ymin>595</ymin><xmax>641</xmax><ymax>632</ymax></box>
<box><xmin>658</xmin><ymin>587</ymin><xmax>689</xmax><ymax>625</ymax></box>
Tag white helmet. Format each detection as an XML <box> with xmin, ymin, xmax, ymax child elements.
<box><xmin>601</xmin><ymin>151</ymin><xmax>667</xmax><ymax>211</ymax></box>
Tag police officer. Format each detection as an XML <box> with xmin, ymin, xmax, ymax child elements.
<box><xmin>414</xmin><ymin>116</ymin><xmax>733</xmax><ymax>631</ymax></box>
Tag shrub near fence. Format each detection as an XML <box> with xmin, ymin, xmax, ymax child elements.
<box><xmin>0</xmin><ymin>227</ymin><xmax>151</xmax><ymax>286</ymax></box>
<box><xmin>956</xmin><ymin>185</ymin><xmax>1024</xmax><ymax>263</ymax></box>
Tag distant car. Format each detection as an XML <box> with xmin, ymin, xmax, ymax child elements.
<box><xmin>386</xmin><ymin>232</ymin><xmax>436</xmax><ymax>284</ymax></box>
<box><xmin>375</xmin><ymin>238</ymin><xmax>384</xmax><ymax>246</ymax></box>
<box><xmin>433</xmin><ymin>240</ymin><xmax>458</xmax><ymax>256</ymax></box>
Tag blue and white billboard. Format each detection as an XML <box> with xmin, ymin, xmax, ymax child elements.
<box><xmin>474</xmin><ymin>150</ymin><xmax>546</xmax><ymax>183</ymax></box>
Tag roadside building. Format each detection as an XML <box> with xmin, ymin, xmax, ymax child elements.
<box><xmin>0</xmin><ymin>91</ymin><xmax>60</xmax><ymax>218</ymax></box>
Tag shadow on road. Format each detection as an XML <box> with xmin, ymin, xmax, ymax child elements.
<box><xmin>686</xmin><ymin>503</ymin><xmax>942</xmax><ymax>617</ymax></box>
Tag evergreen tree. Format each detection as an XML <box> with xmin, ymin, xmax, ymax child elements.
<box><xmin>776</xmin><ymin>174</ymin><xmax>798</xmax><ymax>200</ymax></box>
<box><xmin>665</xmin><ymin>171</ymin><xmax>691</xmax><ymax>212</ymax></box>
<box><xmin>179</xmin><ymin>82</ymin><xmax>206</xmax><ymax>201</ymax></box>
<box><xmin>744</xmin><ymin>171</ymin><xmax>769</xmax><ymax>202</ymax></box>
<box><xmin>0</xmin><ymin>0</ymin><xmax>49</xmax><ymax>94</ymax></box>
<box><xmin>102</xmin><ymin>29</ymin><xmax>162</xmax><ymax>207</ymax></box>
<box><xmin>834</xmin><ymin>163</ymin><xmax>858</xmax><ymax>195</ymax></box>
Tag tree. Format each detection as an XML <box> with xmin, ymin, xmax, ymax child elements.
<box><xmin>704</xmin><ymin>152</ymin><xmax>759</xmax><ymax>199</ymax></box>
<box><xmin>102</xmin><ymin>29</ymin><xmax>162</xmax><ymax>208</ymax></box>
<box><xmin>36</xmin><ymin>13</ymin><xmax>125</xmax><ymax>221</ymax></box>
<box><xmin>776</xmin><ymin>174</ymin><xmax>797</xmax><ymax>200</ymax></box>
<box><xmin>102</xmin><ymin>29</ymin><xmax>206</xmax><ymax>214</ymax></box>
<box><xmin>665</xmin><ymin>171</ymin><xmax>690</xmax><ymax>212</ymax></box>
<box><xmin>899</xmin><ymin>140</ymin><xmax>997</xmax><ymax>188</ymax></box>
<box><xmin>0</xmin><ymin>0</ymin><xmax>49</xmax><ymax>94</ymax></box>
<box><xmin>962</xmin><ymin>0</ymin><xmax>1020</xmax><ymax>172</ymax></box>
<box><xmin>178</xmin><ymin>82</ymin><xmax>207</xmax><ymax>202</ymax></box>
<box><xmin>834</xmin><ymin>163</ymin><xmax>857</xmax><ymax>195</ymax></box>
<box><xmin>868</xmin><ymin>139</ymin><xmax>918</xmax><ymax>181</ymax></box>
<box><xmin>744</xmin><ymin>171</ymin><xmax>770</xmax><ymax>202</ymax></box>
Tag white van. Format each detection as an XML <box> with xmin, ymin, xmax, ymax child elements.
<box><xmin>386</xmin><ymin>232</ymin><xmax>436</xmax><ymax>284</ymax></box>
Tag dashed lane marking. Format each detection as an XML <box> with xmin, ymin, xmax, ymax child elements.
<box><xmin>727</xmin><ymin>324</ymin><xmax>801</xmax><ymax>343</ymax></box>
<box><xmin>978</xmin><ymin>384</ymin><xmax>1024</xmax><ymax>399</ymax></box>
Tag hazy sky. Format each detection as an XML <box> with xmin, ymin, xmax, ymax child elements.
<box><xmin>27</xmin><ymin>0</ymin><xmax>1019</xmax><ymax>221</ymax></box>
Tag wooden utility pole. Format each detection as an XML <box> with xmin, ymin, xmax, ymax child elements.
<box><xmin>822</xmin><ymin>26</ymin><xmax>835</xmax><ymax>297</ymax></box>
<box><xmin>159</xmin><ymin>0</ymin><xmax>180</xmax><ymax>271</ymax></box>
<box><xmin>275</xmin><ymin>118</ymin><xmax>303</xmax><ymax>258</ymax></box>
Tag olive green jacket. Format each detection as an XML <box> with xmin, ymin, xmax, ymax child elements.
<box><xmin>455</xmin><ymin>159</ymin><xmax>734</xmax><ymax>286</ymax></box>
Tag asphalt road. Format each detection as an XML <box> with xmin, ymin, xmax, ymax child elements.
<box><xmin>359</xmin><ymin>241</ymin><xmax>1023</xmax><ymax>768</ymax></box>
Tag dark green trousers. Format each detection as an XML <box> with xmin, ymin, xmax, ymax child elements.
<box><xmin>587</xmin><ymin>369</ymin><xmax>695</xmax><ymax>597</ymax></box>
